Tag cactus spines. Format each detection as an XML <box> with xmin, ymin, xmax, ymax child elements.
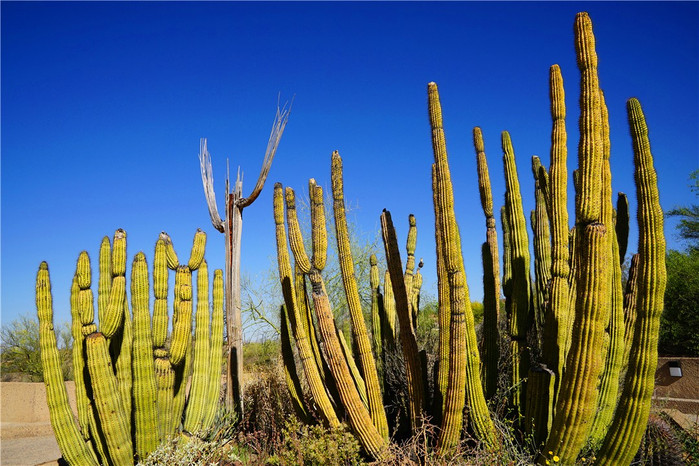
<box><xmin>543</xmin><ymin>222</ymin><xmax>609</xmax><ymax>463</ymax></box>
<box><xmin>544</xmin><ymin>63</ymin><xmax>570</xmax><ymax>403</ymax></box>
<box><xmin>130</xmin><ymin>252</ymin><xmax>159</xmax><ymax>459</ymax></box>
<box><xmin>285</xmin><ymin>183</ymin><xmax>387</xmax><ymax>459</ymax></box>
<box><xmin>187</xmin><ymin>229</ymin><xmax>206</xmax><ymax>271</ymax></box>
<box><xmin>310</xmin><ymin>178</ymin><xmax>328</xmax><ymax>271</ymax></box>
<box><xmin>184</xmin><ymin>260</ymin><xmax>211</xmax><ymax>433</ymax></box>
<box><xmin>473</xmin><ymin>127</ymin><xmax>500</xmax><ymax>400</ymax></box>
<box><xmin>428</xmin><ymin>82</ymin><xmax>497</xmax><ymax>450</ymax></box>
<box><xmin>331</xmin><ymin>151</ymin><xmax>389</xmax><ymax>439</ymax></box>
<box><xmin>596</xmin><ymin>98</ymin><xmax>666</xmax><ymax>465</ymax></box>
<box><xmin>273</xmin><ymin>183</ymin><xmax>340</xmax><ymax>428</ymax></box>
<box><xmin>98</xmin><ymin>237</ymin><xmax>112</xmax><ymax>327</ymax></box>
<box><xmin>37</xmin><ymin>263</ymin><xmax>100</xmax><ymax>466</ymax></box>
<box><xmin>502</xmin><ymin>130</ymin><xmax>532</xmax><ymax>419</ymax></box>
<box><xmin>170</xmin><ymin>267</ymin><xmax>193</xmax><ymax>366</ymax></box>
<box><xmin>201</xmin><ymin>268</ymin><xmax>225</xmax><ymax>430</ymax></box>
<box><xmin>154</xmin><ymin>356</ymin><xmax>175</xmax><ymax>441</ymax></box>
<box><xmin>85</xmin><ymin>332</ymin><xmax>133</xmax><ymax>465</ymax></box>
<box><xmin>575</xmin><ymin>11</ymin><xmax>604</xmax><ymax>224</ymax></box>
<box><xmin>381</xmin><ymin>209</ymin><xmax>425</xmax><ymax>433</ymax></box>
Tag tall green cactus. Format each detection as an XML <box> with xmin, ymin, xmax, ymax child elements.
<box><xmin>473</xmin><ymin>126</ymin><xmax>500</xmax><ymax>401</ymax></box>
<box><xmin>37</xmin><ymin>263</ymin><xmax>100</xmax><ymax>466</ymax></box>
<box><xmin>428</xmin><ymin>82</ymin><xmax>498</xmax><ymax>451</ymax></box>
<box><xmin>595</xmin><ymin>98</ymin><xmax>666</xmax><ymax>465</ymax></box>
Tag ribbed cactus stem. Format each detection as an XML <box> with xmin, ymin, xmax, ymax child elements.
<box><xmin>331</xmin><ymin>151</ymin><xmax>389</xmax><ymax>439</ymax></box>
<box><xmin>201</xmin><ymin>268</ymin><xmax>225</xmax><ymax>431</ymax></box>
<box><xmin>98</xmin><ymin>236</ymin><xmax>112</xmax><ymax>327</ymax></box>
<box><xmin>152</xmin><ymin>237</ymin><xmax>169</xmax><ymax>350</ymax></box>
<box><xmin>575</xmin><ymin>12</ymin><xmax>604</xmax><ymax>224</ymax></box>
<box><xmin>370</xmin><ymin>254</ymin><xmax>383</xmax><ymax>375</ymax></box>
<box><xmin>273</xmin><ymin>183</ymin><xmax>340</xmax><ymax>428</ymax></box>
<box><xmin>404</xmin><ymin>214</ymin><xmax>417</xmax><ymax>328</ymax></box>
<box><xmin>280</xmin><ymin>304</ymin><xmax>310</xmax><ymax>422</ymax></box>
<box><xmin>130</xmin><ymin>252</ymin><xmax>159</xmax><ymax>459</ymax></box>
<box><xmin>85</xmin><ymin>332</ymin><xmax>133</xmax><ymax>465</ymax></box>
<box><xmin>37</xmin><ymin>263</ymin><xmax>100</xmax><ymax>466</ymax></box>
<box><xmin>382</xmin><ymin>270</ymin><xmax>397</xmax><ymax>341</ymax></box>
<box><xmin>187</xmin><ymin>229</ymin><xmax>206</xmax><ymax>271</ymax></box>
<box><xmin>310</xmin><ymin>179</ymin><xmax>328</xmax><ymax>271</ymax></box>
<box><xmin>542</xmin><ymin>223</ymin><xmax>609</xmax><ymax>463</ymax></box>
<box><xmin>170</xmin><ymin>267</ymin><xmax>193</xmax><ymax>366</ymax></box>
<box><xmin>532</xmin><ymin>156</ymin><xmax>552</xmax><ymax>343</ymax></box>
<box><xmin>284</xmin><ymin>182</ymin><xmax>386</xmax><ymax>458</ymax></box>
<box><xmin>502</xmin><ymin>130</ymin><xmax>532</xmax><ymax>420</ymax></box>
<box><xmin>543</xmin><ymin>64</ymin><xmax>570</xmax><ymax>405</ymax></box>
<box><xmin>171</xmin><ymin>340</ymin><xmax>192</xmax><ymax>434</ymax></box>
<box><xmin>69</xmin><ymin>277</ymin><xmax>91</xmax><ymax>442</ymax></box>
<box><xmin>381</xmin><ymin>209</ymin><xmax>425</xmax><ymax>434</ymax></box>
<box><xmin>623</xmin><ymin>253</ymin><xmax>640</xmax><ymax>364</ymax></box>
<box><xmin>428</xmin><ymin>82</ymin><xmax>497</xmax><ymax>451</ymax></box>
<box><xmin>596</xmin><ymin>98</ymin><xmax>666</xmax><ymax>465</ymax></box>
<box><xmin>184</xmin><ymin>260</ymin><xmax>211</xmax><ymax>433</ymax></box>
<box><xmin>473</xmin><ymin>127</ymin><xmax>500</xmax><ymax>400</ymax></box>
<box><xmin>162</xmin><ymin>232</ymin><xmax>179</xmax><ymax>270</ymax></box>
<box><xmin>154</xmin><ymin>354</ymin><xmax>175</xmax><ymax>441</ymax></box>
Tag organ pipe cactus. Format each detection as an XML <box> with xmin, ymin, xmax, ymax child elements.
<box><xmin>38</xmin><ymin>229</ymin><xmax>225</xmax><ymax>464</ymax></box>
<box><xmin>428</xmin><ymin>82</ymin><xmax>498</xmax><ymax>451</ymax></box>
<box><xmin>473</xmin><ymin>126</ymin><xmax>500</xmax><ymax>400</ymax></box>
<box><xmin>283</xmin><ymin>184</ymin><xmax>387</xmax><ymax>459</ymax></box>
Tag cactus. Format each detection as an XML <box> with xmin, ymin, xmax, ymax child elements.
<box><xmin>37</xmin><ymin>263</ymin><xmax>100</xmax><ymax>466</ymax></box>
<box><xmin>531</xmin><ymin>156</ymin><xmax>552</xmax><ymax>344</ymax></box>
<box><xmin>595</xmin><ymin>98</ymin><xmax>666</xmax><ymax>465</ymax></box>
<box><xmin>284</xmin><ymin>184</ymin><xmax>387</xmax><ymax>459</ymax></box>
<box><xmin>473</xmin><ymin>126</ymin><xmax>500</xmax><ymax>400</ymax></box>
<box><xmin>428</xmin><ymin>82</ymin><xmax>498</xmax><ymax>451</ymax></box>
<box><xmin>331</xmin><ymin>151</ymin><xmax>389</xmax><ymax>439</ymax></box>
<box><xmin>85</xmin><ymin>332</ymin><xmax>133</xmax><ymax>465</ymax></box>
<box><xmin>501</xmin><ymin>130</ymin><xmax>532</xmax><ymax>421</ymax></box>
<box><xmin>280</xmin><ymin>304</ymin><xmax>310</xmax><ymax>422</ymax></box>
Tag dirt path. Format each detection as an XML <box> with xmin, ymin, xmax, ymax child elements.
<box><xmin>1</xmin><ymin>382</ymin><xmax>74</xmax><ymax>465</ymax></box>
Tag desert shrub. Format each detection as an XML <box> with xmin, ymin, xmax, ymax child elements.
<box><xmin>244</xmin><ymin>339</ymin><xmax>281</xmax><ymax>371</ymax></box>
<box><xmin>269</xmin><ymin>416</ymin><xmax>362</xmax><ymax>466</ymax></box>
<box><xmin>138</xmin><ymin>432</ymin><xmax>245</xmax><ymax>466</ymax></box>
<box><xmin>1</xmin><ymin>314</ymin><xmax>73</xmax><ymax>381</ymax></box>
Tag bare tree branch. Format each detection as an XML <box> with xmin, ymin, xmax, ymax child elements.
<box><xmin>199</xmin><ymin>138</ymin><xmax>225</xmax><ymax>232</ymax></box>
<box><xmin>238</xmin><ymin>97</ymin><xmax>293</xmax><ymax>208</ymax></box>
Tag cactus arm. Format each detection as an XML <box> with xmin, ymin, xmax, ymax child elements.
<box><xmin>542</xmin><ymin>64</ymin><xmax>570</xmax><ymax>405</ymax></box>
<box><xmin>310</xmin><ymin>179</ymin><xmax>328</xmax><ymax>271</ymax></box>
<box><xmin>473</xmin><ymin>127</ymin><xmax>501</xmax><ymax>400</ymax></box>
<box><xmin>69</xmin><ymin>277</ymin><xmax>92</xmax><ymax>442</ymax></box>
<box><xmin>532</xmin><ymin>156</ymin><xmax>552</xmax><ymax>344</ymax></box>
<box><xmin>85</xmin><ymin>332</ymin><xmax>134</xmax><ymax>465</ymax></box>
<box><xmin>154</xmin><ymin>354</ymin><xmax>175</xmax><ymax>441</ymax></box>
<box><xmin>404</xmin><ymin>214</ymin><xmax>418</xmax><ymax>328</ymax></box>
<box><xmin>201</xmin><ymin>269</ymin><xmax>225</xmax><ymax>431</ymax></box>
<box><xmin>381</xmin><ymin>209</ymin><xmax>425</xmax><ymax>433</ymax></box>
<box><xmin>187</xmin><ymin>229</ymin><xmax>206</xmax><ymax>271</ymax></box>
<box><xmin>622</xmin><ymin>253</ymin><xmax>640</xmax><ymax>365</ymax></box>
<box><xmin>130</xmin><ymin>252</ymin><xmax>159</xmax><ymax>459</ymax></box>
<box><xmin>184</xmin><ymin>260</ymin><xmax>211</xmax><ymax>433</ymax></box>
<box><xmin>428</xmin><ymin>82</ymin><xmax>498</xmax><ymax>450</ymax></box>
<box><xmin>98</xmin><ymin>237</ymin><xmax>112</xmax><ymax>328</ymax></box>
<box><xmin>286</xmin><ymin>184</ymin><xmax>386</xmax><ymax>459</ymax></box>
<box><xmin>169</xmin><ymin>267</ymin><xmax>193</xmax><ymax>366</ymax></box>
<box><xmin>502</xmin><ymin>130</ymin><xmax>532</xmax><ymax>421</ymax></box>
<box><xmin>331</xmin><ymin>151</ymin><xmax>389</xmax><ymax>439</ymax></box>
<box><xmin>274</xmin><ymin>183</ymin><xmax>340</xmax><ymax>427</ymax></box>
<box><xmin>280</xmin><ymin>304</ymin><xmax>311</xmax><ymax>422</ymax></box>
<box><xmin>370</xmin><ymin>255</ymin><xmax>383</xmax><ymax>377</ymax></box>
<box><xmin>152</xmin><ymin>237</ymin><xmax>169</xmax><ymax>351</ymax></box>
<box><xmin>37</xmin><ymin>263</ymin><xmax>100</xmax><ymax>466</ymax></box>
<box><xmin>595</xmin><ymin>98</ymin><xmax>666</xmax><ymax>465</ymax></box>
<box><xmin>171</xmin><ymin>339</ymin><xmax>192</xmax><ymax>434</ymax></box>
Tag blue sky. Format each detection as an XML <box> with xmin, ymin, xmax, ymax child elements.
<box><xmin>2</xmin><ymin>2</ymin><xmax>698</xmax><ymax>332</ymax></box>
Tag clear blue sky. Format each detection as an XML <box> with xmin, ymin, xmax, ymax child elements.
<box><xmin>2</xmin><ymin>2</ymin><xmax>698</xmax><ymax>332</ymax></box>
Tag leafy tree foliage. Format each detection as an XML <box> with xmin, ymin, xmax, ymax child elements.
<box><xmin>0</xmin><ymin>313</ymin><xmax>73</xmax><ymax>381</ymax></box>
<box><xmin>659</xmin><ymin>170</ymin><xmax>699</xmax><ymax>356</ymax></box>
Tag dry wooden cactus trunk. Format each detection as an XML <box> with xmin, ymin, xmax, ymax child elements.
<box><xmin>275</xmin><ymin>11</ymin><xmax>665</xmax><ymax>465</ymax></box>
<box><xmin>37</xmin><ymin>229</ymin><xmax>225</xmax><ymax>465</ymax></box>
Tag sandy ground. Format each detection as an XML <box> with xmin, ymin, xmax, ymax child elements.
<box><xmin>0</xmin><ymin>382</ymin><xmax>76</xmax><ymax>465</ymax></box>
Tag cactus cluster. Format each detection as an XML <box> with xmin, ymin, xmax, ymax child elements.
<box><xmin>37</xmin><ymin>229</ymin><xmax>224</xmax><ymax>464</ymax></box>
<box><xmin>274</xmin><ymin>11</ymin><xmax>665</xmax><ymax>466</ymax></box>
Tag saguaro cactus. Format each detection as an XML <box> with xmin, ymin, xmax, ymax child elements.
<box><xmin>198</xmin><ymin>102</ymin><xmax>291</xmax><ymax>413</ymax></box>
